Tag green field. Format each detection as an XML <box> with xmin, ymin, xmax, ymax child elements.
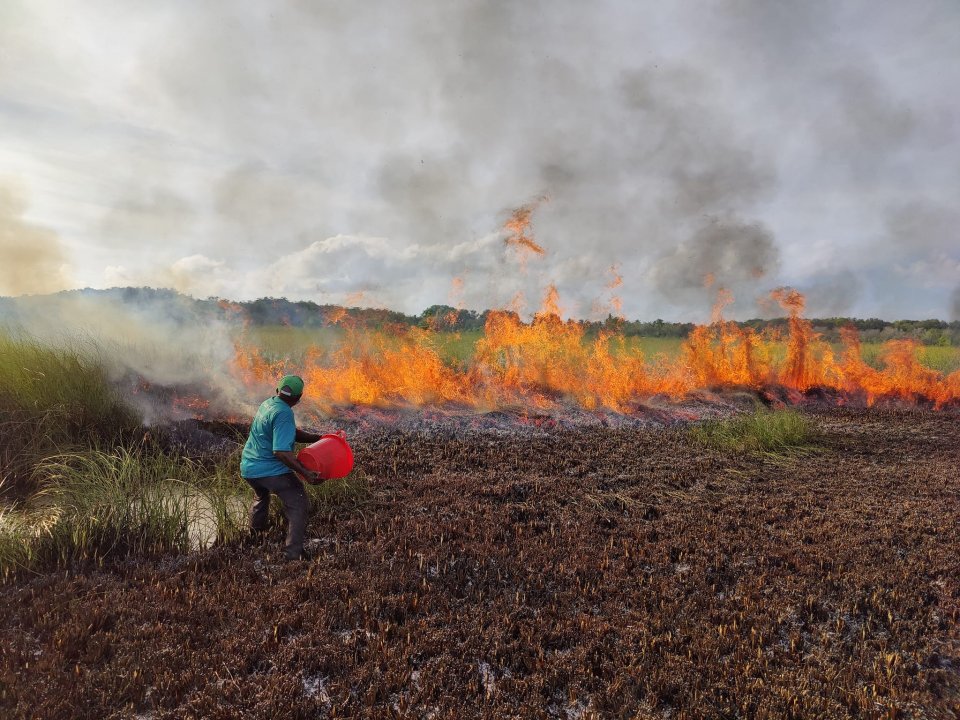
<box><xmin>241</xmin><ymin>326</ymin><xmax>960</xmax><ymax>374</ymax></box>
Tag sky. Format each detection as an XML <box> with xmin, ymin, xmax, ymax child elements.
<box><xmin>1</xmin><ymin>0</ymin><xmax>959</xmax><ymax>322</ymax></box>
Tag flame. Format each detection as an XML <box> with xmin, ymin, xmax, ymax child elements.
<box><xmin>191</xmin><ymin>286</ymin><xmax>960</xmax><ymax>423</ymax></box>
<box><xmin>172</xmin><ymin>395</ymin><xmax>211</xmax><ymax>413</ymax></box>
<box><xmin>607</xmin><ymin>265</ymin><xmax>624</xmax><ymax>317</ymax></box>
<box><xmin>326</xmin><ymin>307</ymin><xmax>348</xmax><ymax>326</ymax></box>
<box><xmin>539</xmin><ymin>285</ymin><xmax>563</xmax><ymax>319</ymax></box>
<box><xmin>449</xmin><ymin>276</ymin><xmax>466</xmax><ymax>308</ymax></box>
<box><xmin>503</xmin><ymin>202</ymin><xmax>546</xmax><ymax>264</ymax></box>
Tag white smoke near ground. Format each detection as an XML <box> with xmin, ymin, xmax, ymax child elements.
<box><xmin>0</xmin><ymin>1</ymin><xmax>959</xmax><ymax>320</ymax></box>
<box><xmin>0</xmin><ymin>292</ymin><xmax>260</xmax><ymax>424</ymax></box>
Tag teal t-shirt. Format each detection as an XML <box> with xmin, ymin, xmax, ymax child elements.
<box><xmin>240</xmin><ymin>396</ymin><xmax>297</xmax><ymax>479</ymax></box>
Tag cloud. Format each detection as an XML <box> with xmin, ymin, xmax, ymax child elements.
<box><xmin>104</xmin><ymin>254</ymin><xmax>230</xmax><ymax>298</ymax></box>
<box><xmin>0</xmin><ymin>183</ymin><xmax>71</xmax><ymax>295</ymax></box>
<box><xmin>884</xmin><ymin>201</ymin><xmax>959</xmax><ymax>257</ymax></box>
<box><xmin>99</xmin><ymin>189</ymin><xmax>194</xmax><ymax>247</ymax></box>
<box><xmin>255</xmin><ymin>231</ymin><xmax>526</xmax><ymax>311</ymax></box>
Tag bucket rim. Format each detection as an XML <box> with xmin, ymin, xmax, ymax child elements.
<box><xmin>319</xmin><ymin>432</ymin><xmax>351</xmax><ymax>448</ymax></box>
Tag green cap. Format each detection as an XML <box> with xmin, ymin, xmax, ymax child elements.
<box><xmin>277</xmin><ymin>374</ymin><xmax>304</xmax><ymax>398</ymax></box>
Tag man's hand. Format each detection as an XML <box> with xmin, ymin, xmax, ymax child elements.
<box><xmin>302</xmin><ymin>470</ymin><xmax>323</xmax><ymax>485</ymax></box>
<box><xmin>274</xmin><ymin>450</ymin><xmax>321</xmax><ymax>484</ymax></box>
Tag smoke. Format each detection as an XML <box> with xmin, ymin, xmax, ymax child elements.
<box><xmin>801</xmin><ymin>271</ymin><xmax>863</xmax><ymax>318</ymax></box>
<box><xmin>0</xmin><ymin>184</ymin><xmax>71</xmax><ymax>296</ymax></box>
<box><xmin>106</xmin><ymin>255</ymin><xmax>232</xmax><ymax>299</ymax></box>
<box><xmin>861</xmin><ymin>201</ymin><xmax>960</xmax><ymax>319</ymax></box>
<box><xmin>651</xmin><ymin>217</ymin><xmax>779</xmax><ymax>312</ymax></box>
<box><xmin>1</xmin><ymin>1</ymin><xmax>959</xmax><ymax>319</ymax></box>
<box><xmin>951</xmin><ymin>285</ymin><xmax>960</xmax><ymax>322</ymax></box>
<box><xmin>0</xmin><ymin>290</ymin><xmax>252</xmax><ymax>423</ymax></box>
<box><xmin>99</xmin><ymin>190</ymin><xmax>194</xmax><ymax>249</ymax></box>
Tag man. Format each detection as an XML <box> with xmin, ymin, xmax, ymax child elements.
<box><xmin>240</xmin><ymin>374</ymin><xmax>323</xmax><ymax>561</ymax></box>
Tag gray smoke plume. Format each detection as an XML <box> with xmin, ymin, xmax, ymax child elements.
<box><xmin>651</xmin><ymin>217</ymin><xmax>779</xmax><ymax>310</ymax></box>
<box><xmin>801</xmin><ymin>271</ymin><xmax>864</xmax><ymax>318</ymax></box>
<box><xmin>1</xmin><ymin>1</ymin><xmax>958</xmax><ymax>319</ymax></box>
<box><xmin>951</xmin><ymin>285</ymin><xmax>960</xmax><ymax>322</ymax></box>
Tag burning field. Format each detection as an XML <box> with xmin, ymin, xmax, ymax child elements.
<box><xmin>1</xmin><ymin>407</ymin><xmax>958</xmax><ymax>718</ymax></box>
<box><xmin>5</xmin><ymin>2</ymin><xmax>960</xmax><ymax>715</ymax></box>
<box><xmin>221</xmin><ymin>286</ymin><xmax>960</xmax><ymax>424</ymax></box>
<box><xmin>1</xmin><ymin>278</ymin><xmax>959</xmax><ymax>718</ymax></box>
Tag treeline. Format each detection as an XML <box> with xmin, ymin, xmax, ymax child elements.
<box><xmin>2</xmin><ymin>289</ymin><xmax>958</xmax><ymax>346</ymax></box>
<box><xmin>418</xmin><ymin>305</ymin><xmax>960</xmax><ymax>346</ymax></box>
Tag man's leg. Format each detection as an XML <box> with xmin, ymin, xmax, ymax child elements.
<box><xmin>252</xmin><ymin>473</ymin><xmax>310</xmax><ymax>559</ymax></box>
<box><xmin>245</xmin><ymin>478</ymin><xmax>272</xmax><ymax>533</ymax></box>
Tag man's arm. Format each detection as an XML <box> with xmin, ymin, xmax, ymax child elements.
<box><xmin>295</xmin><ymin>428</ymin><xmax>322</xmax><ymax>443</ymax></box>
<box><xmin>274</xmin><ymin>450</ymin><xmax>321</xmax><ymax>484</ymax></box>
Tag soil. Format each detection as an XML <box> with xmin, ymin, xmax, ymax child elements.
<box><xmin>1</xmin><ymin>407</ymin><xmax>958</xmax><ymax>719</ymax></box>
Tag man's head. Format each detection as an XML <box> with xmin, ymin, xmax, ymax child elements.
<box><xmin>276</xmin><ymin>374</ymin><xmax>305</xmax><ymax>406</ymax></box>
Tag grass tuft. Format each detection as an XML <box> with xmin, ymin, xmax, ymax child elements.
<box><xmin>690</xmin><ymin>408</ymin><xmax>817</xmax><ymax>454</ymax></box>
<box><xmin>0</xmin><ymin>447</ymin><xmax>249</xmax><ymax>573</ymax></box>
<box><xmin>0</xmin><ymin>332</ymin><xmax>139</xmax><ymax>498</ymax></box>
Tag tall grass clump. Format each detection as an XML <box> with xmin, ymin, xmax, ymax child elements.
<box><xmin>0</xmin><ymin>331</ymin><xmax>139</xmax><ymax>496</ymax></box>
<box><xmin>690</xmin><ymin>408</ymin><xmax>816</xmax><ymax>454</ymax></box>
<box><xmin>0</xmin><ymin>447</ymin><xmax>247</xmax><ymax>572</ymax></box>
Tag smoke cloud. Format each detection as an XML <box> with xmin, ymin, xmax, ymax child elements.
<box><xmin>0</xmin><ymin>290</ymin><xmax>250</xmax><ymax>423</ymax></box>
<box><xmin>651</xmin><ymin>217</ymin><xmax>779</xmax><ymax>312</ymax></box>
<box><xmin>0</xmin><ymin>184</ymin><xmax>71</xmax><ymax>296</ymax></box>
<box><xmin>0</xmin><ymin>1</ymin><xmax>958</xmax><ymax>320</ymax></box>
<box><xmin>801</xmin><ymin>271</ymin><xmax>864</xmax><ymax>318</ymax></box>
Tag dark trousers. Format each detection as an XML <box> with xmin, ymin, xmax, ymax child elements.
<box><xmin>244</xmin><ymin>472</ymin><xmax>309</xmax><ymax>559</ymax></box>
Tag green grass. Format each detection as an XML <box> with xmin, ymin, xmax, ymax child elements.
<box><xmin>690</xmin><ymin>408</ymin><xmax>817</xmax><ymax>454</ymax></box>
<box><xmin>0</xmin><ymin>329</ymin><xmax>374</xmax><ymax>574</ymax></box>
<box><xmin>918</xmin><ymin>345</ymin><xmax>960</xmax><ymax>374</ymax></box>
<box><xmin>433</xmin><ymin>330</ymin><xmax>483</xmax><ymax>366</ymax></box>
<box><xmin>0</xmin><ymin>332</ymin><xmax>139</xmax><ymax>498</ymax></box>
<box><xmin>1</xmin><ymin>442</ymin><xmax>371</xmax><ymax>574</ymax></box>
<box><xmin>240</xmin><ymin>326</ymin><xmax>960</xmax><ymax>376</ymax></box>
<box><xmin>242</xmin><ymin>326</ymin><xmax>345</xmax><ymax>363</ymax></box>
<box><xmin>0</xmin><ymin>447</ymin><xmax>244</xmax><ymax>572</ymax></box>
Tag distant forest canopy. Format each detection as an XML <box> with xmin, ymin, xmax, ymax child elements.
<box><xmin>1</xmin><ymin>287</ymin><xmax>958</xmax><ymax>346</ymax></box>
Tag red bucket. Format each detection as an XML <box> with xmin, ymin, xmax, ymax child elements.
<box><xmin>297</xmin><ymin>430</ymin><xmax>354</xmax><ymax>480</ymax></box>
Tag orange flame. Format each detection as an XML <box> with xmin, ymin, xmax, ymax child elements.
<box><xmin>503</xmin><ymin>203</ymin><xmax>546</xmax><ymax>264</ymax></box>
<box><xmin>607</xmin><ymin>264</ymin><xmax>624</xmax><ymax>317</ymax></box>
<box><xmin>214</xmin><ymin>286</ymin><xmax>959</xmax><ymax>422</ymax></box>
<box><xmin>344</xmin><ymin>290</ymin><xmax>367</xmax><ymax>306</ymax></box>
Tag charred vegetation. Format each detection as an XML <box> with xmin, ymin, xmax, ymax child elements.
<box><xmin>1</xmin><ymin>408</ymin><xmax>958</xmax><ymax>718</ymax></box>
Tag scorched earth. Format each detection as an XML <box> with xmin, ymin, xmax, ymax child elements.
<box><xmin>1</xmin><ymin>405</ymin><xmax>958</xmax><ymax>719</ymax></box>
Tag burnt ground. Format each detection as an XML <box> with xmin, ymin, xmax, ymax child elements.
<box><xmin>1</xmin><ymin>408</ymin><xmax>959</xmax><ymax>719</ymax></box>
